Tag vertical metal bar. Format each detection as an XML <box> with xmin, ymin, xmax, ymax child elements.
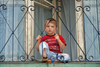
<box><xmin>68</xmin><ymin>0</ymin><xmax>72</xmax><ymax>61</ymax></box>
<box><xmin>82</xmin><ymin>0</ymin><xmax>86</xmax><ymax>61</ymax></box>
<box><xmin>55</xmin><ymin>0</ymin><xmax>57</xmax><ymax>20</ymax></box>
<box><xmin>41</xmin><ymin>0</ymin><xmax>43</xmax><ymax>34</ymax></box>
<box><xmin>96</xmin><ymin>0</ymin><xmax>100</xmax><ymax>55</ymax></box>
<box><xmin>12</xmin><ymin>0</ymin><xmax>14</xmax><ymax>61</ymax></box>
<box><xmin>40</xmin><ymin>0</ymin><xmax>43</xmax><ymax>57</ymax></box>
<box><xmin>27</xmin><ymin>0</ymin><xmax>28</xmax><ymax>60</ymax></box>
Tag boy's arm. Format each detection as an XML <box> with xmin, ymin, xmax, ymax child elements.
<box><xmin>36</xmin><ymin>40</ymin><xmax>41</xmax><ymax>51</ymax></box>
<box><xmin>55</xmin><ymin>34</ymin><xmax>65</xmax><ymax>50</ymax></box>
<box><xmin>36</xmin><ymin>35</ymin><xmax>42</xmax><ymax>51</ymax></box>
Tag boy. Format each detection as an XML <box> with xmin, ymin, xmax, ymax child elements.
<box><xmin>36</xmin><ymin>18</ymin><xmax>70</xmax><ymax>62</ymax></box>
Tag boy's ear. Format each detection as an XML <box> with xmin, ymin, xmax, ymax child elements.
<box><xmin>56</xmin><ymin>27</ymin><xmax>58</xmax><ymax>30</ymax></box>
<box><xmin>44</xmin><ymin>27</ymin><xmax>45</xmax><ymax>29</ymax></box>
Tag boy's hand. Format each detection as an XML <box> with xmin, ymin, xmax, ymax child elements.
<box><xmin>36</xmin><ymin>35</ymin><xmax>42</xmax><ymax>51</ymax></box>
<box><xmin>55</xmin><ymin>34</ymin><xmax>65</xmax><ymax>50</ymax></box>
<box><xmin>55</xmin><ymin>34</ymin><xmax>60</xmax><ymax>40</ymax></box>
<box><xmin>36</xmin><ymin>35</ymin><xmax>42</xmax><ymax>41</ymax></box>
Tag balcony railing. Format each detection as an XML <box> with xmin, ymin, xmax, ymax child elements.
<box><xmin>0</xmin><ymin>0</ymin><xmax>100</xmax><ymax>62</ymax></box>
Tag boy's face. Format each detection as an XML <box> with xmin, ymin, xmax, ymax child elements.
<box><xmin>44</xmin><ymin>22</ymin><xmax>58</xmax><ymax>35</ymax></box>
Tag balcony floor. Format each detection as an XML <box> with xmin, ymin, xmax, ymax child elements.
<box><xmin>0</xmin><ymin>62</ymin><xmax>100</xmax><ymax>67</ymax></box>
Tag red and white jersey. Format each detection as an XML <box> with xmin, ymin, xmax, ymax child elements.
<box><xmin>40</xmin><ymin>34</ymin><xmax>67</xmax><ymax>53</ymax></box>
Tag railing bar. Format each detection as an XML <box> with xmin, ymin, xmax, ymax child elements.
<box><xmin>96</xmin><ymin>0</ymin><xmax>100</xmax><ymax>55</ymax></box>
<box><xmin>14</xmin><ymin>33</ymin><xmax>27</xmax><ymax>55</ymax></box>
<box><xmin>56</xmin><ymin>12</ymin><xmax>87</xmax><ymax>59</ymax></box>
<box><xmin>5</xmin><ymin>0</ymin><xmax>9</xmax><ymax>5</ymax></box>
<box><xmin>28</xmin><ymin>11</ymin><xmax>44</xmax><ymax>55</ymax></box>
<box><xmin>68</xmin><ymin>0</ymin><xmax>73</xmax><ymax>61</ymax></box>
<box><xmin>28</xmin><ymin>7</ymin><xmax>56</xmax><ymax>55</ymax></box>
<box><xmin>0</xmin><ymin>11</ymin><xmax>12</xmax><ymax>32</ymax></box>
<box><xmin>27</xmin><ymin>10</ymin><xmax>42</xmax><ymax>34</ymax></box>
<box><xmin>83</xmin><ymin>6</ymin><xmax>100</xmax><ymax>58</ymax></box>
<box><xmin>14</xmin><ymin>10</ymin><xmax>27</xmax><ymax>32</ymax></box>
<box><xmin>27</xmin><ymin>0</ymin><xmax>28</xmax><ymax>60</ymax></box>
<box><xmin>72</xmin><ymin>12</ymin><xmax>83</xmax><ymax>31</ymax></box>
<box><xmin>17</xmin><ymin>29</ymin><xmax>24</xmax><ymax>39</ymax></box>
<box><xmin>12</xmin><ymin>0</ymin><xmax>14</xmax><ymax>61</ymax></box>
<box><xmin>83</xmin><ymin>10</ymin><xmax>98</xmax><ymax>34</ymax></box>
<box><xmin>0</xmin><ymin>33</ymin><xmax>12</xmax><ymax>53</ymax></box>
<box><xmin>86</xmin><ymin>34</ymin><xmax>100</xmax><ymax>55</ymax></box>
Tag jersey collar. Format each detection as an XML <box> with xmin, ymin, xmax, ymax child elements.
<box><xmin>46</xmin><ymin>34</ymin><xmax>56</xmax><ymax>36</ymax></box>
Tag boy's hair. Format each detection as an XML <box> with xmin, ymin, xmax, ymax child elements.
<box><xmin>44</xmin><ymin>18</ymin><xmax>57</xmax><ymax>27</ymax></box>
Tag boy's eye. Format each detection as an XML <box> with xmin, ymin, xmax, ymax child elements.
<box><xmin>46</xmin><ymin>26</ymin><xmax>54</xmax><ymax>28</ymax></box>
<box><xmin>46</xmin><ymin>26</ymin><xmax>49</xmax><ymax>27</ymax></box>
<box><xmin>51</xmin><ymin>26</ymin><xmax>54</xmax><ymax>27</ymax></box>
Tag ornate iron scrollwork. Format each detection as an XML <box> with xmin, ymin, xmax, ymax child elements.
<box><xmin>75</xmin><ymin>6</ymin><xmax>82</xmax><ymax>12</ymax></box>
<box><xmin>20</xmin><ymin>55</ymin><xmax>36</xmax><ymax>61</ymax></box>
<box><xmin>49</xmin><ymin>6</ymin><xmax>62</xmax><ymax>12</ymax></box>
<box><xmin>20</xmin><ymin>5</ymin><xmax>34</xmax><ymax>12</ymax></box>
<box><xmin>51</xmin><ymin>56</ymin><xmax>56</xmax><ymax>63</ymax></box>
<box><xmin>29</xmin><ymin>5</ymin><xmax>35</xmax><ymax>11</ymax></box>
<box><xmin>49</xmin><ymin>6</ymin><xmax>54</xmax><ymax>11</ymax></box>
<box><xmin>0</xmin><ymin>55</ymin><xmax>5</xmax><ymax>62</ymax></box>
<box><xmin>30</xmin><ymin>56</ymin><xmax>35</xmax><ymax>61</ymax></box>
<box><xmin>56</xmin><ymin>6</ymin><xmax>62</xmax><ymax>12</ymax></box>
<box><xmin>75</xmin><ymin>6</ymin><xmax>90</xmax><ymax>12</ymax></box>
<box><xmin>84</xmin><ymin>6</ymin><xmax>90</xmax><ymax>12</ymax></box>
<box><xmin>78</xmin><ymin>55</ymin><xmax>84</xmax><ymax>61</ymax></box>
<box><xmin>0</xmin><ymin>4</ymin><xmax>7</xmax><ymax>10</ymax></box>
<box><xmin>20</xmin><ymin>5</ymin><xmax>27</xmax><ymax>11</ymax></box>
<box><xmin>88</xmin><ymin>55</ymin><xmax>94</xmax><ymax>61</ymax></box>
<box><xmin>20</xmin><ymin>55</ymin><xmax>26</xmax><ymax>62</ymax></box>
<box><xmin>60</xmin><ymin>55</ymin><xmax>64</xmax><ymax>61</ymax></box>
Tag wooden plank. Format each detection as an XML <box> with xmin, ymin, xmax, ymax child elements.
<box><xmin>34</xmin><ymin>1</ymin><xmax>49</xmax><ymax>9</ymax></box>
<box><xmin>42</xmin><ymin>0</ymin><xmax>54</xmax><ymax>7</ymax></box>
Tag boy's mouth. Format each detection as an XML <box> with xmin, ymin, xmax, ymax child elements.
<box><xmin>49</xmin><ymin>30</ymin><xmax>51</xmax><ymax>32</ymax></box>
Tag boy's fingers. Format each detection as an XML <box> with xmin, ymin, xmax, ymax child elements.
<box><xmin>39</xmin><ymin>35</ymin><xmax>42</xmax><ymax>38</ymax></box>
<box><xmin>55</xmin><ymin>34</ymin><xmax>58</xmax><ymax>37</ymax></box>
<box><xmin>36</xmin><ymin>35</ymin><xmax>42</xmax><ymax>40</ymax></box>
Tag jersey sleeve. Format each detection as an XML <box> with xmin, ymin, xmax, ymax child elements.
<box><xmin>59</xmin><ymin>35</ymin><xmax>67</xmax><ymax>46</ymax></box>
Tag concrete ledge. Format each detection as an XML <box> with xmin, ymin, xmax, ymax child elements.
<box><xmin>0</xmin><ymin>62</ymin><xmax>100</xmax><ymax>67</ymax></box>
<box><xmin>0</xmin><ymin>61</ymin><xmax>100</xmax><ymax>64</ymax></box>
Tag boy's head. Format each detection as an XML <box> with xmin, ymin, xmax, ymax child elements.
<box><xmin>44</xmin><ymin>18</ymin><xmax>57</xmax><ymax>27</ymax></box>
<box><xmin>44</xmin><ymin>18</ymin><xmax>58</xmax><ymax>35</ymax></box>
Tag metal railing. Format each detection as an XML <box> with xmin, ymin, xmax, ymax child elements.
<box><xmin>0</xmin><ymin>0</ymin><xmax>100</xmax><ymax>62</ymax></box>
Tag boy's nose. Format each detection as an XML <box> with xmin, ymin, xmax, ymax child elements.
<box><xmin>49</xmin><ymin>27</ymin><xmax>51</xmax><ymax>29</ymax></box>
